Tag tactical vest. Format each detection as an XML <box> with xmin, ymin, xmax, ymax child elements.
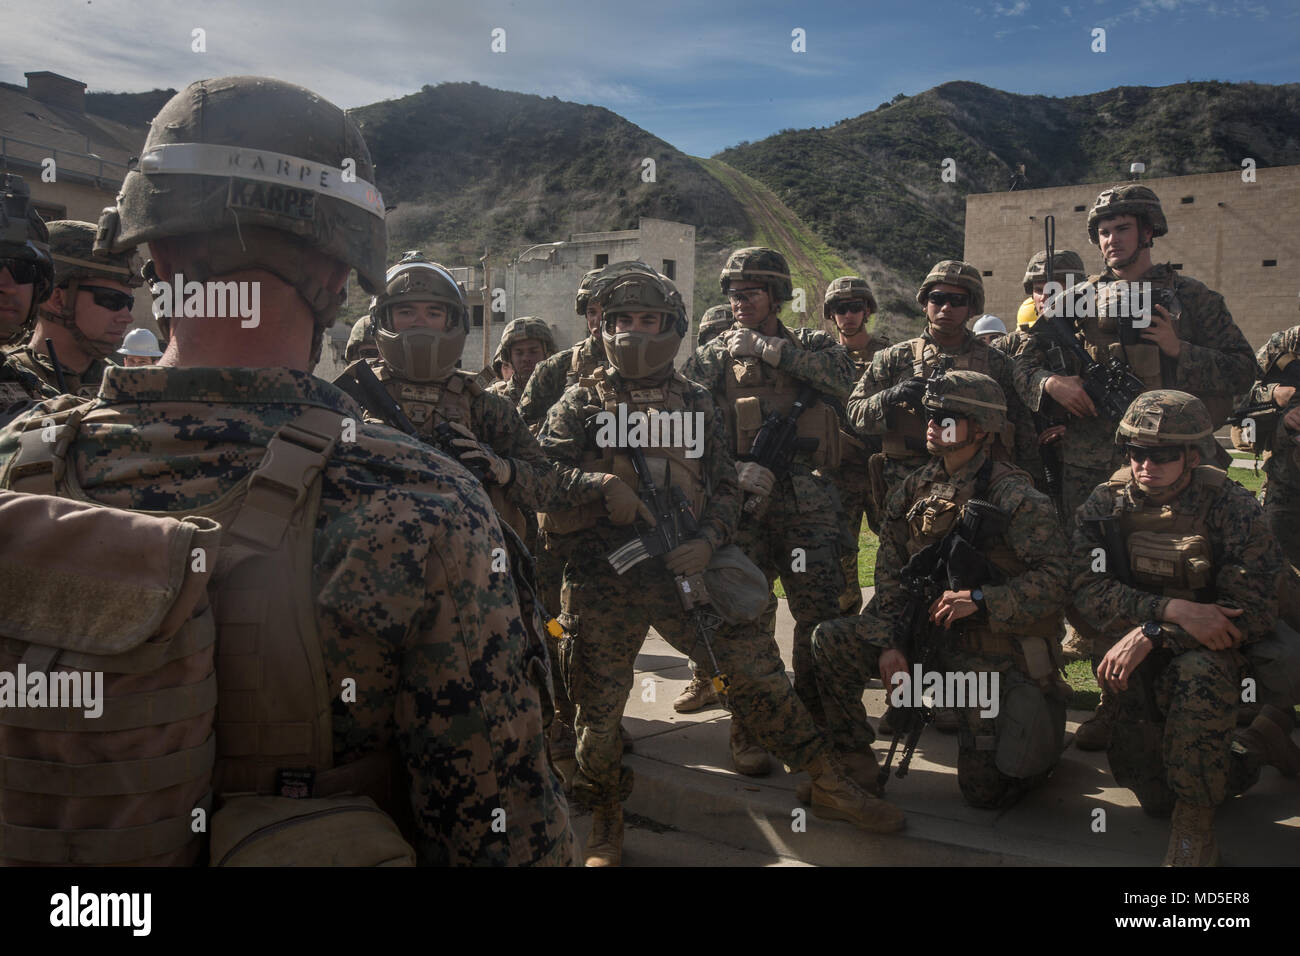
<box><xmin>1108</xmin><ymin>464</ymin><xmax>1225</xmax><ymax>601</ymax></box>
<box><xmin>902</xmin><ymin>459</ymin><xmax>1062</xmax><ymax>655</ymax></box>
<box><xmin>721</xmin><ymin>350</ymin><xmax>840</xmax><ymax>470</ymax></box>
<box><xmin>384</xmin><ymin>368</ymin><xmax>527</xmax><ymax>540</ymax></box>
<box><xmin>537</xmin><ymin>368</ymin><xmax>708</xmax><ymax>535</ymax></box>
<box><xmin>1080</xmin><ymin>274</ymin><xmax>1173</xmax><ymax>391</ymax></box>
<box><xmin>0</xmin><ymin>403</ymin><xmax>412</xmax><ymax>865</ymax></box>
<box><xmin>882</xmin><ymin>338</ymin><xmax>992</xmax><ymax>461</ymax></box>
<box><xmin>568</xmin><ymin>340</ymin><xmax>603</xmax><ymax>388</ymax></box>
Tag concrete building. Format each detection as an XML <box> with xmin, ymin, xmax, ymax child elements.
<box><xmin>964</xmin><ymin>165</ymin><xmax>1300</xmax><ymax>350</ymax></box>
<box><xmin>1</xmin><ymin>71</ymin><xmax>159</xmax><ymax>337</ymax></box>
<box><xmin>501</xmin><ymin>218</ymin><xmax>696</xmax><ymax>365</ymax></box>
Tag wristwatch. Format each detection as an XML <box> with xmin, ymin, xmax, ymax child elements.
<box><xmin>971</xmin><ymin>588</ymin><xmax>987</xmax><ymax>612</ymax></box>
<box><xmin>1141</xmin><ymin>620</ymin><xmax>1165</xmax><ymax>647</ymax></box>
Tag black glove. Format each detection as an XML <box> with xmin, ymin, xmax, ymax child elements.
<box><xmin>883</xmin><ymin>378</ymin><xmax>926</xmax><ymax>412</ymax></box>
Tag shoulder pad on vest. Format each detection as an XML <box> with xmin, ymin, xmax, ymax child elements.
<box><xmin>1108</xmin><ymin>465</ymin><xmax>1133</xmax><ymax>486</ymax></box>
<box><xmin>1193</xmin><ymin>464</ymin><xmax>1228</xmax><ymax>488</ymax></box>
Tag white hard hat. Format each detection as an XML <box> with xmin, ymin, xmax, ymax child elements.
<box><xmin>971</xmin><ymin>314</ymin><xmax>1006</xmax><ymax>336</ymax></box>
<box><xmin>118</xmin><ymin>327</ymin><xmax>163</xmax><ymax>357</ymax></box>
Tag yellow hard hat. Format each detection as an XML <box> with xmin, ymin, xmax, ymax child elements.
<box><xmin>1016</xmin><ymin>296</ymin><xmax>1038</xmax><ymax>330</ymax></box>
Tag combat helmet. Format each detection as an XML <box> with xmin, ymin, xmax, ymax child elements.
<box><xmin>823</xmin><ymin>275</ymin><xmax>877</xmax><ymax>319</ymax></box>
<box><xmin>93</xmin><ymin>76</ymin><xmax>387</xmax><ymax>363</ymax></box>
<box><xmin>118</xmin><ymin>327</ymin><xmax>163</xmax><ymax>358</ymax></box>
<box><xmin>1115</xmin><ymin>389</ymin><xmax>1217</xmax><ymax>462</ymax></box>
<box><xmin>492</xmin><ymin>315</ymin><xmax>557</xmax><ymax>378</ymax></box>
<box><xmin>916</xmin><ymin>260</ymin><xmax>984</xmax><ymax>315</ymax></box>
<box><xmin>575</xmin><ymin>268</ymin><xmax>603</xmax><ymax>315</ymax></box>
<box><xmin>344</xmin><ymin>314</ymin><xmax>378</xmax><ymax>361</ymax></box>
<box><xmin>720</xmin><ymin>247</ymin><xmax>793</xmax><ymax>303</ymax></box>
<box><xmin>0</xmin><ymin>173</ymin><xmax>54</xmax><ymax>339</ymax></box>
<box><xmin>599</xmin><ymin>269</ymin><xmax>687</xmax><ymax>380</ymax></box>
<box><xmin>1087</xmin><ymin>184</ymin><xmax>1168</xmax><ymax>245</ymax></box>
<box><xmin>697</xmin><ymin>304</ymin><xmax>734</xmax><ymax>348</ymax></box>
<box><xmin>1022</xmin><ymin>249</ymin><xmax>1086</xmax><ymax>293</ymax></box>
<box><xmin>923</xmin><ymin>369</ymin><xmax>1008</xmax><ymax>436</ymax></box>
<box><xmin>370</xmin><ymin>251</ymin><xmax>468</xmax><ymax>382</ymax></box>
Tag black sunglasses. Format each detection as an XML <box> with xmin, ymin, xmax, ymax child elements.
<box><xmin>80</xmin><ymin>285</ymin><xmax>135</xmax><ymax>312</ymax></box>
<box><xmin>833</xmin><ymin>302</ymin><xmax>866</xmax><ymax>315</ymax></box>
<box><xmin>0</xmin><ymin>258</ymin><xmax>41</xmax><ymax>284</ymax></box>
<box><xmin>1126</xmin><ymin>443</ymin><xmax>1183</xmax><ymax>464</ymax></box>
<box><xmin>927</xmin><ymin>292</ymin><xmax>969</xmax><ymax>308</ymax></box>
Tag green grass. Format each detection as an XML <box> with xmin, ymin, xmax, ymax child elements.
<box><xmin>1064</xmin><ymin>659</ymin><xmax>1101</xmax><ymax>711</ymax></box>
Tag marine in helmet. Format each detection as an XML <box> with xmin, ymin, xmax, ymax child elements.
<box><xmin>1070</xmin><ymin>390</ymin><xmax>1290</xmax><ymax>864</ymax></box>
<box><xmin>681</xmin><ymin>246</ymin><xmax>855</xmax><ymax>771</ymax></box>
<box><xmin>0</xmin><ymin>174</ymin><xmax>58</xmax><ymax>416</ymax></box>
<box><xmin>824</xmin><ymin>275</ymin><xmax>891</xmax><ymax>615</ymax></box>
<box><xmin>487</xmin><ymin>315</ymin><xmax>557</xmax><ymax>407</ymax></box>
<box><xmin>517</xmin><ymin>262</ymin><xmax>662</xmax><ymax>765</ymax></box>
<box><xmin>519</xmin><ymin>266</ymin><xmax>608</xmax><ymax>430</ymax></box>
<box><xmin>6</xmin><ymin>219</ymin><xmax>139</xmax><ymax>397</ymax></box>
<box><xmin>1013</xmin><ymin>184</ymin><xmax>1257</xmax><ymax>752</ymax></box>
<box><xmin>813</xmin><ymin>370</ymin><xmax>1071</xmax><ymax>809</ymax></box>
<box><xmin>537</xmin><ymin>267</ymin><xmax>905</xmax><ymax>866</ymax></box>
<box><xmin>357</xmin><ymin>251</ymin><xmax>558</xmax><ymax>544</ymax></box>
<box><xmin>117</xmin><ymin>327</ymin><xmax>163</xmax><ymax>367</ymax></box>
<box><xmin>847</xmin><ymin>260</ymin><xmax>1043</xmax><ymax>610</ymax></box>
<box><xmin>344</xmin><ymin>314</ymin><xmax>378</xmax><ymax>362</ymax></box>
<box><xmin>1241</xmin><ymin>327</ymin><xmax>1300</xmax><ymax>576</ymax></box>
<box><xmin>695</xmin><ymin>303</ymin><xmax>734</xmax><ymax>349</ymax></box>
<box><xmin>0</xmin><ymin>76</ymin><xmax>571</xmax><ymax>866</ymax></box>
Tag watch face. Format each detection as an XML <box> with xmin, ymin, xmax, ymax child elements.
<box><xmin>1142</xmin><ymin>621</ymin><xmax>1161</xmax><ymax>639</ymax></box>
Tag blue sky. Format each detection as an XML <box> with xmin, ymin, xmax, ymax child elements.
<box><xmin>3</xmin><ymin>0</ymin><xmax>1296</xmax><ymax>156</ymax></box>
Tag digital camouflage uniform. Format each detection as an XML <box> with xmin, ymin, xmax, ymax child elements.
<box><xmin>13</xmin><ymin>75</ymin><xmax>575</xmax><ymax>866</ymax></box>
<box><xmin>486</xmin><ymin>374</ymin><xmax>524</xmax><ymax>405</ymax></box>
<box><xmin>815</xmin><ymin>373</ymin><xmax>1070</xmax><ymax>808</ymax></box>
<box><xmin>0</xmin><ymin>366</ymin><xmax>574</xmax><ymax>866</ymax></box>
<box><xmin>539</xmin><ymin>367</ymin><xmax>832</xmax><ymax>801</ymax></box>
<box><xmin>0</xmin><ymin>174</ymin><xmax>57</xmax><ymax>421</ymax></box>
<box><xmin>823</xmin><ymin>276</ymin><xmax>889</xmax><ymax>617</ymax></box>
<box><xmin>1245</xmin><ymin>325</ymin><xmax>1300</xmax><ymax>569</ymax></box>
<box><xmin>1012</xmin><ymin>191</ymin><xmax>1256</xmax><ymax>524</ymax></box>
<box><xmin>684</xmin><ymin>320</ymin><xmax>855</xmax><ymax>721</ymax></box>
<box><xmin>520</xmin><ymin>334</ymin><xmax>606</xmax><ymax>430</ymax></box>
<box><xmin>4</xmin><ymin>345</ymin><xmax>117</xmax><ymax>398</ymax></box>
<box><xmin>1070</xmin><ymin>392</ymin><xmax>1281</xmax><ymax>854</ymax></box>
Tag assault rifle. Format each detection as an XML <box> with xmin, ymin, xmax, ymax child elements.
<box><xmin>877</xmin><ymin>498</ymin><xmax>1009</xmax><ymax>791</ymax></box>
<box><xmin>332</xmin><ymin>359</ymin><xmax>557</xmax><ymax>701</ymax></box>
<box><xmin>1227</xmin><ymin>351</ymin><xmax>1300</xmax><ymax>427</ymax></box>
<box><xmin>1029</xmin><ymin>215</ymin><xmax>1145</xmax><ymax>423</ymax></box>
<box><xmin>738</xmin><ymin>384</ymin><xmax>820</xmax><ymax>516</ymax></box>
<box><xmin>606</xmin><ymin>444</ymin><xmax>730</xmax><ymax>703</ymax></box>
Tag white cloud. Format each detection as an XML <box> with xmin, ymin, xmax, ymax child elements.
<box><xmin>994</xmin><ymin>0</ymin><xmax>1031</xmax><ymax>14</ymax></box>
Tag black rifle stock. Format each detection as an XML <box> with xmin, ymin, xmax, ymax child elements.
<box><xmin>606</xmin><ymin>444</ymin><xmax>731</xmax><ymax>702</ymax></box>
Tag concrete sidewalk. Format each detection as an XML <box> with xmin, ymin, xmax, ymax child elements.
<box><xmin>574</xmin><ymin>593</ymin><xmax>1300</xmax><ymax>867</ymax></box>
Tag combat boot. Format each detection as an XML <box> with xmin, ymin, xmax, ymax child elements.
<box><xmin>796</xmin><ymin>748</ymin><xmax>883</xmax><ymax>803</ymax></box>
<box><xmin>1074</xmin><ymin>693</ymin><xmax>1116</xmax><ymax>751</ymax></box>
<box><xmin>730</xmin><ymin>719</ymin><xmax>771</xmax><ymax>776</ymax></box>
<box><xmin>806</xmin><ymin>753</ymin><xmax>905</xmax><ymax>833</ymax></box>
<box><xmin>1233</xmin><ymin>704</ymin><xmax>1300</xmax><ymax>777</ymax></box>
<box><xmin>673</xmin><ymin>674</ymin><xmax>718</xmax><ymax>713</ymax></box>
<box><xmin>584</xmin><ymin>803</ymin><xmax>624</xmax><ymax>867</ymax></box>
<box><xmin>1162</xmin><ymin>801</ymin><xmax>1218</xmax><ymax>867</ymax></box>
